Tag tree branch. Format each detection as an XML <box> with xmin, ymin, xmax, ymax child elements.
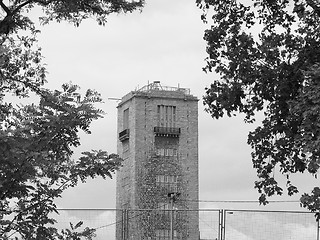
<box><xmin>0</xmin><ymin>0</ymin><xmax>11</xmax><ymax>15</ymax></box>
<box><xmin>14</xmin><ymin>0</ymin><xmax>54</xmax><ymax>14</ymax></box>
<box><xmin>12</xmin><ymin>0</ymin><xmax>34</xmax><ymax>15</ymax></box>
<box><xmin>0</xmin><ymin>0</ymin><xmax>34</xmax><ymax>35</ymax></box>
<box><xmin>1</xmin><ymin>194</ymin><xmax>55</xmax><ymax>238</ymax></box>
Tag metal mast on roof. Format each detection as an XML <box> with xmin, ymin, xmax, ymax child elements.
<box><xmin>150</xmin><ymin>81</ymin><xmax>162</xmax><ymax>91</ymax></box>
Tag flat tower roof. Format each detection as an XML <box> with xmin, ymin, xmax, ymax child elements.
<box><xmin>118</xmin><ymin>81</ymin><xmax>198</xmax><ymax>107</ymax></box>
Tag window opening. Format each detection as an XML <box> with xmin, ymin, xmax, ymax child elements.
<box><xmin>156</xmin><ymin>148</ymin><xmax>178</xmax><ymax>158</ymax></box>
<box><xmin>123</xmin><ymin>108</ymin><xmax>129</xmax><ymax>129</ymax></box>
<box><xmin>155</xmin><ymin>230</ymin><xmax>178</xmax><ymax>240</ymax></box>
<box><xmin>156</xmin><ymin>175</ymin><xmax>178</xmax><ymax>192</ymax></box>
<box><xmin>157</xmin><ymin>105</ymin><xmax>176</xmax><ymax>128</ymax></box>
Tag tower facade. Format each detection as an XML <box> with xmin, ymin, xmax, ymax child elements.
<box><xmin>116</xmin><ymin>82</ymin><xmax>199</xmax><ymax>240</ymax></box>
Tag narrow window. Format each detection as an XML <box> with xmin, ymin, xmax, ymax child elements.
<box><xmin>155</xmin><ymin>148</ymin><xmax>177</xmax><ymax>158</ymax></box>
<box><xmin>155</xmin><ymin>229</ymin><xmax>178</xmax><ymax>240</ymax></box>
<box><xmin>157</xmin><ymin>105</ymin><xmax>176</xmax><ymax>128</ymax></box>
<box><xmin>156</xmin><ymin>175</ymin><xmax>178</xmax><ymax>192</ymax></box>
<box><xmin>123</xmin><ymin>108</ymin><xmax>129</xmax><ymax>129</ymax></box>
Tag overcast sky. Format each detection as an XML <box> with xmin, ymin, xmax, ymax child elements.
<box><xmin>30</xmin><ymin>0</ymin><xmax>318</xmax><ymax>211</ymax></box>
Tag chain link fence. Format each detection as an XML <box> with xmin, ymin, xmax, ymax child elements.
<box><xmin>53</xmin><ymin>209</ymin><xmax>319</xmax><ymax>240</ymax></box>
<box><xmin>222</xmin><ymin>210</ymin><xmax>318</xmax><ymax>240</ymax></box>
<box><xmin>53</xmin><ymin>209</ymin><xmax>118</xmax><ymax>239</ymax></box>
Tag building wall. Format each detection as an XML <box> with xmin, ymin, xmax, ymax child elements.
<box><xmin>116</xmin><ymin>86</ymin><xmax>199</xmax><ymax>240</ymax></box>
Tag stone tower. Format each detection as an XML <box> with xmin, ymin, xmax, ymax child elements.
<box><xmin>116</xmin><ymin>81</ymin><xmax>199</xmax><ymax>240</ymax></box>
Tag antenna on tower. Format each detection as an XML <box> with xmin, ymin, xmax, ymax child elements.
<box><xmin>152</xmin><ymin>81</ymin><xmax>161</xmax><ymax>90</ymax></box>
<box><xmin>108</xmin><ymin>97</ymin><xmax>121</xmax><ymax>102</ymax></box>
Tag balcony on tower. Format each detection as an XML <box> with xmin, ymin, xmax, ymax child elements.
<box><xmin>154</xmin><ymin>126</ymin><xmax>180</xmax><ymax>137</ymax></box>
<box><xmin>119</xmin><ymin>129</ymin><xmax>130</xmax><ymax>142</ymax></box>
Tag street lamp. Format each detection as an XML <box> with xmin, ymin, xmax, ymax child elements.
<box><xmin>168</xmin><ymin>192</ymin><xmax>180</xmax><ymax>240</ymax></box>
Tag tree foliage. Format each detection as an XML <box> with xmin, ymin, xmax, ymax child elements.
<box><xmin>0</xmin><ymin>0</ymin><xmax>144</xmax><ymax>239</ymax></box>
<box><xmin>197</xmin><ymin>0</ymin><xmax>320</xmax><ymax>215</ymax></box>
<box><xmin>0</xmin><ymin>0</ymin><xmax>144</xmax><ymax>34</ymax></box>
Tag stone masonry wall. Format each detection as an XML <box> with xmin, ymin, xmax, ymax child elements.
<box><xmin>116</xmin><ymin>88</ymin><xmax>199</xmax><ymax>240</ymax></box>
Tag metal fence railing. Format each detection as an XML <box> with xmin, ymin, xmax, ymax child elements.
<box><xmin>223</xmin><ymin>209</ymin><xmax>318</xmax><ymax>240</ymax></box>
<box><xmin>51</xmin><ymin>209</ymin><xmax>319</xmax><ymax>240</ymax></box>
<box><xmin>53</xmin><ymin>209</ymin><xmax>118</xmax><ymax>240</ymax></box>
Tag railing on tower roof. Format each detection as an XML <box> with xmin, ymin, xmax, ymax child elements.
<box><xmin>135</xmin><ymin>81</ymin><xmax>191</xmax><ymax>95</ymax></box>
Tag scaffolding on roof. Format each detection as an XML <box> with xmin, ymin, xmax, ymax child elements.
<box><xmin>135</xmin><ymin>81</ymin><xmax>191</xmax><ymax>95</ymax></box>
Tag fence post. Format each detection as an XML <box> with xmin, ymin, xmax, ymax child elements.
<box><xmin>169</xmin><ymin>195</ymin><xmax>174</xmax><ymax>240</ymax></box>
<box><xmin>218</xmin><ymin>210</ymin><xmax>226</xmax><ymax>240</ymax></box>
<box><xmin>222</xmin><ymin>210</ymin><xmax>226</xmax><ymax>240</ymax></box>
<box><xmin>121</xmin><ymin>209</ymin><xmax>128</xmax><ymax>240</ymax></box>
<box><xmin>218</xmin><ymin>210</ymin><xmax>222</xmax><ymax>240</ymax></box>
<box><xmin>121</xmin><ymin>209</ymin><xmax>124</xmax><ymax>240</ymax></box>
<box><xmin>317</xmin><ymin>216</ymin><xmax>319</xmax><ymax>240</ymax></box>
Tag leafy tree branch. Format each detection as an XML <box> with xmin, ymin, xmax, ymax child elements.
<box><xmin>198</xmin><ymin>0</ymin><xmax>320</xmax><ymax>217</ymax></box>
<box><xmin>0</xmin><ymin>0</ymin><xmax>144</xmax><ymax>34</ymax></box>
<box><xmin>1</xmin><ymin>0</ymin><xmax>144</xmax><ymax>239</ymax></box>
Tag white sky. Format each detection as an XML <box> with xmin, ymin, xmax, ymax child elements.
<box><xmin>28</xmin><ymin>0</ymin><xmax>319</xmax><ymax>211</ymax></box>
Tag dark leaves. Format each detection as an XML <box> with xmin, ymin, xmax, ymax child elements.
<box><xmin>199</xmin><ymin>0</ymin><xmax>320</xmax><ymax>215</ymax></box>
<box><xmin>301</xmin><ymin>187</ymin><xmax>320</xmax><ymax>220</ymax></box>
<box><xmin>0</xmin><ymin>82</ymin><xmax>121</xmax><ymax>239</ymax></box>
<box><xmin>0</xmin><ymin>0</ymin><xmax>142</xmax><ymax>239</ymax></box>
<box><xmin>0</xmin><ymin>0</ymin><xmax>145</xmax><ymax>35</ymax></box>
